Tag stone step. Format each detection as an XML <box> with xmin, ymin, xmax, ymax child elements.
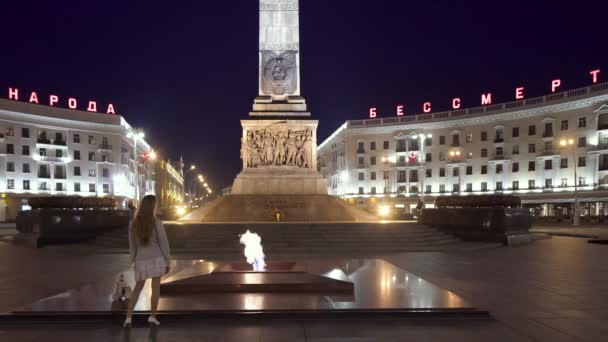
<box><xmin>85</xmin><ymin>222</ymin><xmax>475</xmax><ymax>256</ymax></box>
<box><xmin>91</xmin><ymin>235</ymin><xmax>460</xmax><ymax>247</ymax></box>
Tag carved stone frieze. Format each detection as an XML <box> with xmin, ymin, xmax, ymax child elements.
<box><xmin>242</xmin><ymin>126</ymin><xmax>314</xmax><ymax>169</ymax></box>
<box><xmin>260</xmin><ymin>0</ymin><xmax>299</xmax><ymax>11</ymax></box>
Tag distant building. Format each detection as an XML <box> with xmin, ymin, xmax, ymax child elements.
<box><xmin>318</xmin><ymin>82</ymin><xmax>608</xmax><ymax>219</ymax></box>
<box><xmin>0</xmin><ymin>98</ymin><xmax>155</xmax><ymax>222</ymax></box>
<box><xmin>155</xmin><ymin>158</ymin><xmax>185</xmax><ymax>214</ymax></box>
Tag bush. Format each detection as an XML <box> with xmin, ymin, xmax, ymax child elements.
<box><xmin>434</xmin><ymin>195</ymin><xmax>521</xmax><ymax>208</ymax></box>
<box><xmin>28</xmin><ymin>197</ymin><xmax>117</xmax><ymax>209</ymax></box>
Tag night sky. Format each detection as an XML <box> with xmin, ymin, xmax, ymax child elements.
<box><xmin>1</xmin><ymin>1</ymin><xmax>607</xmax><ymax>189</ymax></box>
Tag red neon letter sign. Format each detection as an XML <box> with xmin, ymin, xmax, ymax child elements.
<box><xmin>49</xmin><ymin>95</ymin><xmax>59</xmax><ymax>106</ymax></box>
<box><xmin>396</xmin><ymin>105</ymin><xmax>404</xmax><ymax>116</ymax></box>
<box><xmin>590</xmin><ymin>69</ymin><xmax>600</xmax><ymax>84</ymax></box>
<box><xmin>369</xmin><ymin>108</ymin><xmax>377</xmax><ymax>118</ymax></box>
<box><xmin>452</xmin><ymin>98</ymin><xmax>461</xmax><ymax>109</ymax></box>
<box><xmin>29</xmin><ymin>92</ymin><xmax>39</xmax><ymax>104</ymax></box>
<box><xmin>8</xmin><ymin>88</ymin><xmax>18</xmax><ymax>100</ymax></box>
<box><xmin>87</xmin><ymin>101</ymin><xmax>98</xmax><ymax>112</ymax></box>
<box><xmin>481</xmin><ymin>93</ymin><xmax>492</xmax><ymax>105</ymax></box>
<box><xmin>106</xmin><ymin>104</ymin><xmax>116</xmax><ymax>115</ymax></box>
<box><xmin>423</xmin><ymin>102</ymin><xmax>432</xmax><ymax>113</ymax></box>
<box><xmin>68</xmin><ymin>98</ymin><xmax>77</xmax><ymax>109</ymax></box>
<box><xmin>551</xmin><ymin>79</ymin><xmax>561</xmax><ymax>93</ymax></box>
<box><xmin>515</xmin><ymin>87</ymin><xmax>525</xmax><ymax>100</ymax></box>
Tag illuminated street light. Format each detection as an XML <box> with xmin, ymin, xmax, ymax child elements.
<box><xmin>409</xmin><ymin>132</ymin><xmax>433</xmax><ymax>210</ymax></box>
<box><xmin>148</xmin><ymin>150</ymin><xmax>157</xmax><ymax>161</ymax></box>
<box><xmin>559</xmin><ymin>137</ymin><xmax>580</xmax><ymax>226</ymax></box>
<box><xmin>378</xmin><ymin>205</ymin><xmax>390</xmax><ymax>218</ymax></box>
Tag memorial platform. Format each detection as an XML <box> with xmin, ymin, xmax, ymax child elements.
<box><xmin>180</xmin><ymin>195</ymin><xmax>379</xmax><ymax>222</ymax></box>
<box><xmin>2</xmin><ymin>258</ymin><xmax>489</xmax><ymax>322</ymax></box>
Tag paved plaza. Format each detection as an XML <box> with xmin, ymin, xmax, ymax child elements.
<box><xmin>0</xmin><ymin>232</ymin><xmax>606</xmax><ymax>341</ymax></box>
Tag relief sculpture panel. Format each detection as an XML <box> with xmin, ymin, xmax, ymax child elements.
<box><xmin>242</xmin><ymin>126</ymin><xmax>314</xmax><ymax>169</ymax></box>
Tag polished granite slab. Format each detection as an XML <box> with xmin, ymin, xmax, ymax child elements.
<box><xmin>7</xmin><ymin>259</ymin><xmax>488</xmax><ymax>319</ymax></box>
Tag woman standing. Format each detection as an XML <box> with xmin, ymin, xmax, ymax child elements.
<box><xmin>124</xmin><ymin>195</ymin><xmax>171</xmax><ymax>328</ymax></box>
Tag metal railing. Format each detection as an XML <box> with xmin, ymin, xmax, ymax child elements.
<box><xmin>39</xmin><ymin>156</ymin><xmax>65</xmax><ymax>163</ymax></box>
<box><xmin>540</xmin><ymin>150</ymin><xmax>557</xmax><ymax>156</ymax></box>
<box><xmin>37</xmin><ymin>139</ymin><xmax>66</xmax><ymax>146</ymax></box>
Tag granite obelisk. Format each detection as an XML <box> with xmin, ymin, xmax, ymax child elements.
<box><xmin>182</xmin><ymin>0</ymin><xmax>378</xmax><ymax>221</ymax></box>
<box><xmin>231</xmin><ymin>0</ymin><xmax>327</xmax><ymax>195</ymax></box>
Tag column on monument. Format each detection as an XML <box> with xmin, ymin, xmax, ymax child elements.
<box><xmin>258</xmin><ymin>0</ymin><xmax>302</xmax><ymax>101</ymax></box>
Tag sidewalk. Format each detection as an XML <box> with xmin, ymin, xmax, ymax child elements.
<box><xmin>531</xmin><ymin>225</ymin><xmax>608</xmax><ymax>239</ymax></box>
<box><xmin>0</xmin><ymin>223</ymin><xmax>17</xmax><ymax>239</ymax></box>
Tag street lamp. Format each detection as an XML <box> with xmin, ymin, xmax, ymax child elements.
<box><xmin>183</xmin><ymin>165</ymin><xmax>197</xmax><ymax>207</ymax></box>
<box><xmin>148</xmin><ymin>150</ymin><xmax>157</xmax><ymax>161</ymax></box>
<box><xmin>381</xmin><ymin>156</ymin><xmax>391</xmax><ymax>199</ymax></box>
<box><xmin>559</xmin><ymin>138</ymin><xmax>579</xmax><ymax>226</ymax></box>
<box><xmin>185</xmin><ymin>165</ymin><xmax>196</xmax><ymax>176</ymax></box>
<box><xmin>126</xmin><ymin>128</ymin><xmax>145</xmax><ymax>202</ymax></box>
<box><xmin>411</xmin><ymin>133</ymin><xmax>432</xmax><ymax>206</ymax></box>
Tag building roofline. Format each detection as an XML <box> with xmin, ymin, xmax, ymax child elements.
<box><xmin>346</xmin><ymin>82</ymin><xmax>608</xmax><ymax>131</ymax></box>
<box><xmin>318</xmin><ymin>121</ymin><xmax>347</xmax><ymax>150</ymax></box>
<box><xmin>0</xmin><ymin>98</ymin><xmax>122</xmax><ymax>126</ymax></box>
<box><xmin>0</xmin><ymin>98</ymin><xmax>153</xmax><ymax>150</ymax></box>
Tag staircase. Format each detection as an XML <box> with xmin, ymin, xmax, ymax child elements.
<box><xmin>85</xmin><ymin>222</ymin><xmax>499</xmax><ymax>258</ymax></box>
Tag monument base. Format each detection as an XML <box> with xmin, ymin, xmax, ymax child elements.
<box><xmin>232</xmin><ymin>167</ymin><xmax>327</xmax><ymax>195</ymax></box>
<box><xmin>180</xmin><ymin>195</ymin><xmax>379</xmax><ymax>222</ymax></box>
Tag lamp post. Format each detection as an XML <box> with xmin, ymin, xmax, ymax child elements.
<box><xmin>381</xmin><ymin>156</ymin><xmax>391</xmax><ymax>199</ymax></box>
<box><xmin>126</xmin><ymin>128</ymin><xmax>145</xmax><ymax>202</ymax></box>
<box><xmin>144</xmin><ymin>149</ymin><xmax>157</xmax><ymax>196</ymax></box>
<box><xmin>183</xmin><ymin>165</ymin><xmax>196</xmax><ymax>207</ymax></box>
<box><xmin>189</xmin><ymin>176</ymin><xmax>205</xmax><ymax>208</ymax></box>
<box><xmin>412</xmin><ymin>133</ymin><xmax>432</xmax><ymax>205</ymax></box>
<box><xmin>559</xmin><ymin>138</ymin><xmax>579</xmax><ymax>226</ymax></box>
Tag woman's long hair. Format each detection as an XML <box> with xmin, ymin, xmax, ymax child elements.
<box><xmin>132</xmin><ymin>195</ymin><xmax>157</xmax><ymax>245</ymax></box>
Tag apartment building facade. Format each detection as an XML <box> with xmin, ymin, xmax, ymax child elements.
<box><xmin>318</xmin><ymin>82</ymin><xmax>608</xmax><ymax>218</ymax></box>
<box><xmin>0</xmin><ymin>98</ymin><xmax>155</xmax><ymax>222</ymax></box>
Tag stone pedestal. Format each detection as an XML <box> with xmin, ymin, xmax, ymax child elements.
<box><xmin>232</xmin><ymin>168</ymin><xmax>327</xmax><ymax>195</ymax></box>
<box><xmin>232</xmin><ymin>118</ymin><xmax>327</xmax><ymax>195</ymax></box>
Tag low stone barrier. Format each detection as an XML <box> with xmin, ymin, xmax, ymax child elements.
<box><xmin>420</xmin><ymin>206</ymin><xmax>534</xmax><ymax>244</ymax></box>
<box><xmin>16</xmin><ymin>209</ymin><xmax>131</xmax><ymax>247</ymax></box>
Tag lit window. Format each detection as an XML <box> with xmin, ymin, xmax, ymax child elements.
<box><xmin>578</xmin><ymin>117</ymin><xmax>586</xmax><ymax>128</ymax></box>
<box><xmin>466</xmin><ymin>133</ymin><xmax>473</xmax><ymax>143</ymax></box>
